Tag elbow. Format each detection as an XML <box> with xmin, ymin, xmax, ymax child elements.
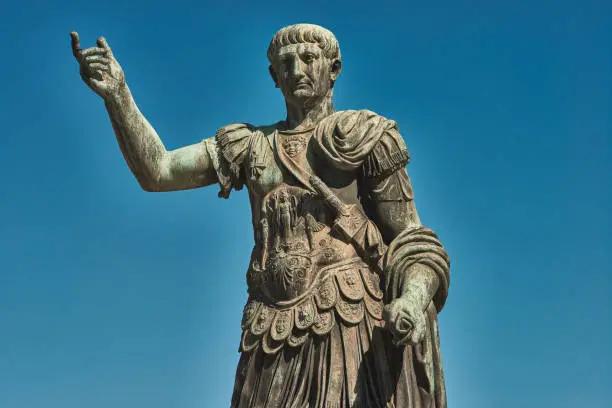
<box><xmin>140</xmin><ymin>182</ymin><xmax>159</xmax><ymax>192</ymax></box>
<box><xmin>139</xmin><ymin>154</ymin><xmax>173</xmax><ymax>192</ymax></box>
<box><xmin>139</xmin><ymin>179</ymin><xmax>172</xmax><ymax>192</ymax></box>
<box><xmin>138</xmin><ymin>178</ymin><xmax>160</xmax><ymax>192</ymax></box>
<box><xmin>136</xmin><ymin>160</ymin><xmax>170</xmax><ymax>192</ymax></box>
<box><xmin>136</xmin><ymin>173</ymin><xmax>166</xmax><ymax>192</ymax></box>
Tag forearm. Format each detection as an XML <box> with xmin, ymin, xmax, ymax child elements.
<box><xmin>72</xmin><ymin>34</ymin><xmax>218</xmax><ymax>192</ymax></box>
<box><xmin>399</xmin><ymin>264</ymin><xmax>440</xmax><ymax>311</ymax></box>
<box><xmin>104</xmin><ymin>84</ymin><xmax>167</xmax><ymax>190</ymax></box>
<box><xmin>378</xmin><ymin>201</ymin><xmax>441</xmax><ymax>311</ymax></box>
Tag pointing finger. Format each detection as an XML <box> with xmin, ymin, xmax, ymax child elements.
<box><xmin>70</xmin><ymin>31</ymin><xmax>82</xmax><ymax>58</ymax></box>
<box><xmin>81</xmin><ymin>73</ymin><xmax>103</xmax><ymax>88</ymax></box>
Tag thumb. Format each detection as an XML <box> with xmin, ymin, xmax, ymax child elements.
<box><xmin>80</xmin><ymin>72</ymin><xmax>104</xmax><ymax>92</ymax></box>
<box><xmin>97</xmin><ymin>36</ymin><xmax>113</xmax><ymax>55</ymax></box>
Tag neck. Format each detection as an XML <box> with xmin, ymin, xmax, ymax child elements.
<box><xmin>284</xmin><ymin>90</ymin><xmax>335</xmax><ymax>131</ymax></box>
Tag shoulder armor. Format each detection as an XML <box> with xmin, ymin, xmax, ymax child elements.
<box><xmin>213</xmin><ymin>123</ymin><xmax>254</xmax><ymax>198</ymax></box>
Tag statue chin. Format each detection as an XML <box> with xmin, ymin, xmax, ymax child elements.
<box><xmin>291</xmin><ymin>88</ymin><xmax>315</xmax><ymax>99</ymax></box>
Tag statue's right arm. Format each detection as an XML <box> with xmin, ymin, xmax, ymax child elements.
<box><xmin>71</xmin><ymin>32</ymin><xmax>218</xmax><ymax>192</ymax></box>
<box><xmin>104</xmin><ymin>85</ymin><xmax>218</xmax><ymax>192</ymax></box>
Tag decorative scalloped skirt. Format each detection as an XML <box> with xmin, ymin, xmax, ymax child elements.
<box><xmin>230</xmin><ymin>312</ymin><xmax>435</xmax><ymax>408</ymax></box>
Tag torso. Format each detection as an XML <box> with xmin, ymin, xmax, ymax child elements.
<box><xmin>243</xmin><ymin>125</ymin><xmax>364</xmax><ymax>303</ymax></box>
<box><xmin>236</xmin><ymin>120</ymin><xmax>387</xmax><ymax>355</ymax></box>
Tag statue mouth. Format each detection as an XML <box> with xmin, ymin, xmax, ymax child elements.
<box><xmin>294</xmin><ymin>81</ymin><xmax>312</xmax><ymax>90</ymax></box>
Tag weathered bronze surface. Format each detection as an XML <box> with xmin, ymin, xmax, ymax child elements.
<box><xmin>71</xmin><ymin>23</ymin><xmax>451</xmax><ymax>408</ymax></box>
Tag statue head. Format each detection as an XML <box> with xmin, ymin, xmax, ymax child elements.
<box><xmin>267</xmin><ymin>24</ymin><xmax>342</xmax><ymax>106</ymax></box>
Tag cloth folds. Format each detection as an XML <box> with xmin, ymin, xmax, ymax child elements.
<box><xmin>383</xmin><ymin>226</ymin><xmax>450</xmax><ymax>313</ymax></box>
<box><xmin>312</xmin><ymin>110</ymin><xmax>410</xmax><ymax>178</ymax></box>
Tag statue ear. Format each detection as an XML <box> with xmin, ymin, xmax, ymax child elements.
<box><xmin>269</xmin><ymin>65</ymin><xmax>279</xmax><ymax>88</ymax></box>
<box><xmin>330</xmin><ymin>59</ymin><xmax>342</xmax><ymax>81</ymax></box>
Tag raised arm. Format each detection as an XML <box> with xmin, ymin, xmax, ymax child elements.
<box><xmin>70</xmin><ymin>32</ymin><xmax>217</xmax><ymax>192</ymax></box>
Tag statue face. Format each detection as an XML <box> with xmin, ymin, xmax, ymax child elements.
<box><xmin>270</xmin><ymin>43</ymin><xmax>340</xmax><ymax>105</ymax></box>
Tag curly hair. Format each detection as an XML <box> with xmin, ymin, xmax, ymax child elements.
<box><xmin>267</xmin><ymin>24</ymin><xmax>341</xmax><ymax>63</ymax></box>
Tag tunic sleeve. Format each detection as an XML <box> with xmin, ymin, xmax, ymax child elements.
<box><xmin>203</xmin><ymin>123</ymin><xmax>254</xmax><ymax>198</ymax></box>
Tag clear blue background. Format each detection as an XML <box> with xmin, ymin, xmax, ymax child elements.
<box><xmin>1</xmin><ymin>1</ymin><xmax>610</xmax><ymax>407</ymax></box>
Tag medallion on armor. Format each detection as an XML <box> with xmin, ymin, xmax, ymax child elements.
<box><xmin>280</xmin><ymin>133</ymin><xmax>308</xmax><ymax>157</ymax></box>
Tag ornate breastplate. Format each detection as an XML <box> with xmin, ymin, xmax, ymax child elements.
<box><xmin>240</xmin><ymin>182</ymin><xmax>385</xmax><ymax>354</ymax></box>
<box><xmin>249</xmin><ymin>184</ymin><xmax>348</xmax><ymax>300</ymax></box>
<box><xmin>240</xmin><ymin>126</ymin><xmax>386</xmax><ymax>354</ymax></box>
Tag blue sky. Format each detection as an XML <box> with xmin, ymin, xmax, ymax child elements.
<box><xmin>0</xmin><ymin>1</ymin><xmax>610</xmax><ymax>407</ymax></box>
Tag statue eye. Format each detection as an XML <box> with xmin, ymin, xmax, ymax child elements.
<box><xmin>303</xmin><ymin>53</ymin><xmax>315</xmax><ymax>62</ymax></box>
<box><xmin>279</xmin><ymin>57</ymin><xmax>291</xmax><ymax>70</ymax></box>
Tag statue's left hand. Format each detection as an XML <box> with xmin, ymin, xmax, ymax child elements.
<box><xmin>383</xmin><ymin>295</ymin><xmax>427</xmax><ymax>346</ymax></box>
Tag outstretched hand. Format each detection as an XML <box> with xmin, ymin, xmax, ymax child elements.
<box><xmin>70</xmin><ymin>32</ymin><xmax>126</xmax><ymax>99</ymax></box>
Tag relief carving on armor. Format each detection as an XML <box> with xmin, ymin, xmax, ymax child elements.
<box><xmin>335</xmin><ymin>297</ymin><xmax>365</xmax><ymax>325</ymax></box>
<box><xmin>294</xmin><ymin>297</ymin><xmax>316</xmax><ymax>330</ymax></box>
<box><xmin>312</xmin><ymin>310</ymin><xmax>334</xmax><ymax>336</ymax></box>
<box><xmin>271</xmin><ymin>309</ymin><xmax>293</xmax><ymax>341</ymax></box>
<box><xmin>335</xmin><ymin>267</ymin><xmax>366</xmax><ymax>301</ymax></box>
<box><xmin>251</xmin><ymin>306</ymin><xmax>275</xmax><ymax>336</ymax></box>
<box><xmin>279</xmin><ymin>133</ymin><xmax>308</xmax><ymax>157</ymax></box>
<box><xmin>255</xmin><ymin>184</ymin><xmax>339</xmax><ymax>301</ymax></box>
<box><xmin>314</xmin><ymin>276</ymin><xmax>338</xmax><ymax>310</ymax></box>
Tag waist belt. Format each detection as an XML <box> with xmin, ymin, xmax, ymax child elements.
<box><xmin>240</xmin><ymin>258</ymin><xmax>385</xmax><ymax>355</ymax></box>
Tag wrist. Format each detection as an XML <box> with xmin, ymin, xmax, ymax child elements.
<box><xmin>104</xmin><ymin>81</ymin><xmax>130</xmax><ymax>107</ymax></box>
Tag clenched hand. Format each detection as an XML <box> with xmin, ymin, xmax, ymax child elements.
<box><xmin>383</xmin><ymin>295</ymin><xmax>427</xmax><ymax>346</ymax></box>
<box><xmin>70</xmin><ymin>32</ymin><xmax>125</xmax><ymax>100</ymax></box>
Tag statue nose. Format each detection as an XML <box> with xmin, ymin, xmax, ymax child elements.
<box><xmin>289</xmin><ymin>59</ymin><xmax>306</xmax><ymax>78</ymax></box>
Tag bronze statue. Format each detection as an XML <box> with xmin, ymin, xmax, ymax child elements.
<box><xmin>71</xmin><ymin>23</ymin><xmax>451</xmax><ymax>408</ymax></box>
